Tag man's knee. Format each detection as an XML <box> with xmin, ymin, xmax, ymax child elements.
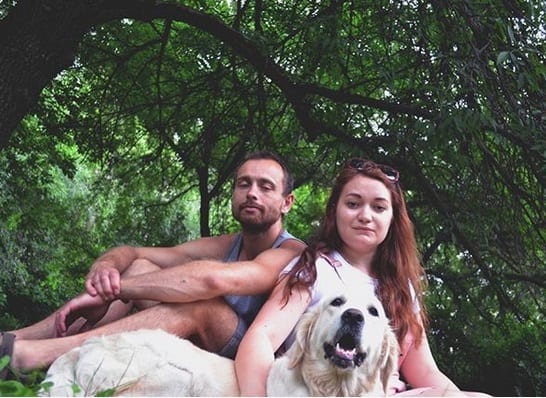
<box><xmin>122</xmin><ymin>259</ymin><xmax>161</xmax><ymax>310</ymax></box>
<box><xmin>123</xmin><ymin>258</ymin><xmax>160</xmax><ymax>278</ymax></box>
<box><xmin>180</xmin><ymin>299</ymin><xmax>241</xmax><ymax>354</ymax></box>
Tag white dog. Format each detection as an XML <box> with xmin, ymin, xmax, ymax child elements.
<box><xmin>269</xmin><ymin>291</ymin><xmax>399</xmax><ymax>396</ymax></box>
<box><xmin>40</xmin><ymin>291</ymin><xmax>398</xmax><ymax>396</ymax></box>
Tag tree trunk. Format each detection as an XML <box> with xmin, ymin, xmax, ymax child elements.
<box><xmin>0</xmin><ymin>0</ymin><xmax>166</xmax><ymax>148</ymax></box>
<box><xmin>1</xmin><ymin>1</ymin><xmax>90</xmax><ymax>146</ymax></box>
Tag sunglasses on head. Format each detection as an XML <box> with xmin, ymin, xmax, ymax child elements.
<box><xmin>346</xmin><ymin>158</ymin><xmax>400</xmax><ymax>183</ymax></box>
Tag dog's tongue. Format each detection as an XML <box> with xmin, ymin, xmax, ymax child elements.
<box><xmin>335</xmin><ymin>343</ymin><xmax>356</xmax><ymax>360</ymax></box>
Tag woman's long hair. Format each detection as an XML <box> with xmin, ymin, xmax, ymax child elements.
<box><xmin>283</xmin><ymin>161</ymin><xmax>428</xmax><ymax>345</ymax></box>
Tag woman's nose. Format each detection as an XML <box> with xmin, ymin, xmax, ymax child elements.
<box><xmin>358</xmin><ymin>206</ymin><xmax>372</xmax><ymax>221</ymax></box>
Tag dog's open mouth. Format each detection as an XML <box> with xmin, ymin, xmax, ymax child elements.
<box><xmin>323</xmin><ymin>332</ymin><xmax>366</xmax><ymax>369</ymax></box>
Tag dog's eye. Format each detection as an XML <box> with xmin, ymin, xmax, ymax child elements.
<box><xmin>330</xmin><ymin>297</ymin><xmax>346</xmax><ymax>307</ymax></box>
<box><xmin>368</xmin><ymin>306</ymin><xmax>379</xmax><ymax>317</ymax></box>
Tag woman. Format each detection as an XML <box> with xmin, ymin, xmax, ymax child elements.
<box><xmin>234</xmin><ymin>158</ymin><xmax>488</xmax><ymax>396</ymax></box>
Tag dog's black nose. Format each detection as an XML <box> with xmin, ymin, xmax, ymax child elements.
<box><xmin>342</xmin><ymin>308</ymin><xmax>364</xmax><ymax>325</ymax></box>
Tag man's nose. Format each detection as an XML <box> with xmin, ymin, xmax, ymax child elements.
<box><xmin>246</xmin><ymin>183</ymin><xmax>259</xmax><ymax>198</ymax></box>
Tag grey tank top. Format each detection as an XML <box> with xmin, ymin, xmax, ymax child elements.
<box><xmin>223</xmin><ymin>230</ymin><xmax>299</xmax><ymax>327</ymax></box>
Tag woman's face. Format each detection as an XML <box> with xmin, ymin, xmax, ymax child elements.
<box><xmin>336</xmin><ymin>174</ymin><xmax>393</xmax><ymax>259</ymax></box>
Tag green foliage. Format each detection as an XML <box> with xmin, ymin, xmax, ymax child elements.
<box><xmin>0</xmin><ymin>380</ymin><xmax>37</xmax><ymax>397</ymax></box>
<box><xmin>0</xmin><ymin>124</ymin><xmax>195</xmax><ymax>327</ymax></box>
<box><xmin>0</xmin><ymin>365</ymin><xmax>114</xmax><ymax>397</ymax></box>
<box><xmin>285</xmin><ymin>184</ymin><xmax>330</xmax><ymax>242</ymax></box>
<box><xmin>0</xmin><ymin>0</ymin><xmax>544</xmax><ymax>395</ymax></box>
<box><xmin>0</xmin><ymin>356</ymin><xmax>47</xmax><ymax>397</ymax></box>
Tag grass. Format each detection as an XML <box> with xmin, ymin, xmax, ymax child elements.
<box><xmin>0</xmin><ymin>355</ymin><xmax>116</xmax><ymax>397</ymax></box>
<box><xmin>0</xmin><ymin>355</ymin><xmax>44</xmax><ymax>396</ymax></box>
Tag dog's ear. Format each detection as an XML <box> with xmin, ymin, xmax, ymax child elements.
<box><xmin>379</xmin><ymin>326</ymin><xmax>399</xmax><ymax>394</ymax></box>
<box><xmin>288</xmin><ymin>310</ymin><xmax>318</xmax><ymax>368</ymax></box>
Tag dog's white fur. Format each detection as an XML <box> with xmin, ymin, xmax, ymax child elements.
<box><xmin>40</xmin><ymin>292</ymin><xmax>398</xmax><ymax>397</ymax></box>
<box><xmin>268</xmin><ymin>291</ymin><xmax>398</xmax><ymax>396</ymax></box>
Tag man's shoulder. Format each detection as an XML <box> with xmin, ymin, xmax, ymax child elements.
<box><xmin>278</xmin><ymin>236</ymin><xmax>306</xmax><ymax>252</ymax></box>
<box><xmin>278</xmin><ymin>230</ymin><xmax>306</xmax><ymax>251</ymax></box>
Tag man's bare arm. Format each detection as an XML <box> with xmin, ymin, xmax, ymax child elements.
<box><xmin>118</xmin><ymin>242</ymin><xmax>304</xmax><ymax>303</ymax></box>
<box><xmin>55</xmin><ymin>293</ymin><xmax>111</xmax><ymax>337</ymax></box>
<box><xmin>88</xmin><ymin>235</ymin><xmax>233</xmax><ymax>276</ymax></box>
<box><xmin>85</xmin><ymin>235</ymin><xmax>235</xmax><ymax>299</ymax></box>
<box><xmin>56</xmin><ymin>240</ymin><xmax>304</xmax><ymax>335</ymax></box>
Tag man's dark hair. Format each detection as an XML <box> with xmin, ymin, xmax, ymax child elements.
<box><xmin>235</xmin><ymin>150</ymin><xmax>294</xmax><ymax>196</ymax></box>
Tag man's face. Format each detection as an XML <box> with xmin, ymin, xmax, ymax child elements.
<box><xmin>231</xmin><ymin>159</ymin><xmax>293</xmax><ymax>233</ymax></box>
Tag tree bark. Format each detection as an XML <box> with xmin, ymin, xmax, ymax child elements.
<box><xmin>1</xmin><ymin>1</ymin><xmax>88</xmax><ymax>146</ymax></box>
<box><xmin>0</xmin><ymin>0</ymin><xmax>161</xmax><ymax>147</ymax></box>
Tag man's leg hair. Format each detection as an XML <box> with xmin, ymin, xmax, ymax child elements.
<box><xmin>6</xmin><ymin>258</ymin><xmax>161</xmax><ymax>340</ymax></box>
<box><xmin>11</xmin><ymin>297</ymin><xmax>240</xmax><ymax>371</ymax></box>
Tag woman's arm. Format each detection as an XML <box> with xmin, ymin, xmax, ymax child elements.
<box><xmin>400</xmin><ymin>333</ymin><xmax>460</xmax><ymax>392</ymax></box>
<box><xmin>235</xmin><ymin>278</ymin><xmax>310</xmax><ymax>396</ymax></box>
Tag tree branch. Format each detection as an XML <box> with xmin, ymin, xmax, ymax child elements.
<box><xmin>0</xmin><ymin>0</ymin><xmax>434</xmax><ymax>147</ymax></box>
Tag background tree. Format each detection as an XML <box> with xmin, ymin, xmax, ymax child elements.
<box><xmin>0</xmin><ymin>1</ymin><xmax>544</xmax><ymax>395</ymax></box>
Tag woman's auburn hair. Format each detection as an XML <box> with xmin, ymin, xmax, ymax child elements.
<box><xmin>282</xmin><ymin>163</ymin><xmax>429</xmax><ymax>346</ymax></box>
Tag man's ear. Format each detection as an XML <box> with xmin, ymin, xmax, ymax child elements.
<box><xmin>281</xmin><ymin>193</ymin><xmax>295</xmax><ymax>215</ymax></box>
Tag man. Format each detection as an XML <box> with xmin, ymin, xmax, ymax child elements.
<box><xmin>0</xmin><ymin>150</ymin><xmax>305</xmax><ymax>374</ymax></box>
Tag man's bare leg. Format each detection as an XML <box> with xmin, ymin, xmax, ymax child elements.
<box><xmin>6</xmin><ymin>313</ymin><xmax>67</xmax><ymax>340</ymax></box>
<box><xmin>11</xmin><ymin>297</ymin><xmax>239</xmax><ymax>371</ymax></box>
<box><xmin>7</xmin><ymin>298</ymin><xmax>136</xmax><ymax>340</ymax></box>
<box><xmin>5</xmin><ymin>259</ymin><xmax>162</xmax><ymax>340</ymax></box>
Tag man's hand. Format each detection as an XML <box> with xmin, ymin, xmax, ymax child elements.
<box><xmin>55</xmin><ymin>293</ymin><xmax>112</xmax><ymax>337</ymax></box>
<box><xmin>85</xmin><ymin>267</ymin><xmax>122</xmax><ymax>301</ymax></box>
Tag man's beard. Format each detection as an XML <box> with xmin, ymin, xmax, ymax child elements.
<box><xmin>234</xmin><ymin>210</ymin><xmax>278</xmax><ymax>234</ymax></box>
<box><xmin>238</xmin><ymin>219</ymin><xmax>276</xmax><ymax>234</ymax></box>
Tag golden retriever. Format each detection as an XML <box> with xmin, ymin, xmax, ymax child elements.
<box><xmin>40</xmin><ymin>291</ymin><xmax>398</xmax><ymax>396</ymax></box>
<box><xmin>268</xmin><ymin>291</ymin><xmax>398</xmax><ymax>396</ymax></box>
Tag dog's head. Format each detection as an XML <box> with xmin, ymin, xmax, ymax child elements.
<box><xmin>289</xmin><ymin>291</ymin><xmax>398</xmax><ymax>395</ymax></box>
